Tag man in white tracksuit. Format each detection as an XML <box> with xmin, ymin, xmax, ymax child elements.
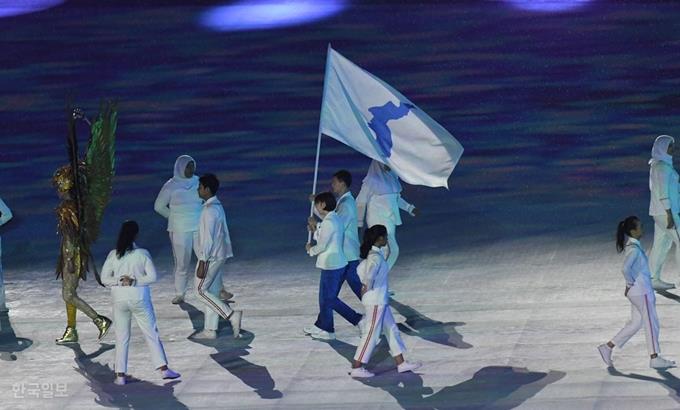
<box><xmin>356</xmin><ymin>160</ymin><xmax>417</xmax><ymax>269</ymax></box>
<box><xmin>101</xmin><ymin>220</ymin><xmax>180</xmax><ymax>385</ymax></box>
<box><xmin>155</xmin><ymin>155</ymin><xmax>232</xmax><ymax>304</ymax></box>
<box><xmin>0</xmin><ymin>197</ymin><xmax>13</xmax><ymax>312</ymax></box>
<box><xmin>648</xmin><ymin>135</ymin><xmax>680</xmax><ymax>290</ymax></box>
<box><xmin>193</xmin><ymin>173</ymin><xmax>242</xmax><ymax>340</ymax></box>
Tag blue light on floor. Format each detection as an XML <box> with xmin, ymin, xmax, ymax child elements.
<box><xmin>0</xmin><ymin>0</ymin><xmax>63</xmax><ymax>18</ymax></box>
<box><xmin>505</xmin><ymin>0</ymin><xmax>593</xmax><ymax>12</ymax></box>
<box><xmin>200</xmin><ymin>0</ymin><xmax>347</xmax><ymax>32</ymax></box>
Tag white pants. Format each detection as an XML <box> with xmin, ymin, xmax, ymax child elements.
<box><xmin>0</xmin><ymin>236</ymin><xmax>5</xmax><ymax>308</ymax></box>
<box><xmin>611</xmin><ymin>292</ymin><xmax>660</xmax><ymax>356</ymax></box>
<box><xmin>649</xmin><ymin>215</ymin><xmax>680</xmax><ymax>281</ymax></box>
<box><xmin>113</xmin><ymin>292</ymin><xmax>168</xmax><ymax>374</ymax></box>
<box><xmin>354</xmin><ymin>304</ymin><xmax>406</xmax><ymax>364</ymax></box>
<box><xmin>170</xmin><ymin>231</ymin><xmax>200</xmax><ymax>297</ymax></box>
<box><xmin>196</xmin><ymin>258</ymin><xmax>232</xmax><ymax>331</ymax></box>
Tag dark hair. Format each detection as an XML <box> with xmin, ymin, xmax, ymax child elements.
<box><xmin>199</xmin><ymin>173</ymin><xmax>219</xmax><ymax>195</ymax></box>
<box><xmin>360</xmin><ymin>225</ymin><xmax>388</xmax><ymax>259</ymax></box>
<box><xmin>314</xmin><ymin>192</ymin><xmax>336</xmax><ymax>211</ymax></box>
<box><xmin>616</xmin><ymin>216</ymin><xmax>639</xmax><ymax>253</ymax></box>
<box><xmin>333</xmin><ymin>170</ymin><xmax>352</xmax><ymax>188</ymax></box>
<box><xmin>116</xmin><ymin>220</ymin><xmax>139</xmax><ymax>258</ymax></box>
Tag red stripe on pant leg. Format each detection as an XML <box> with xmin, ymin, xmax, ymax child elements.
<box><xmin>644</xmin><ymin>294</ymin><xmax>658</xmax><ymax>354</ymax></box>
<box><xmin>198</xmin><ymin>271</ymin><xmax>232</xmax><ymax>320</ymax></box>
<box><xmin>357</xmin><ymin>306</ymin><xmax>379</xmax><ymax>363</ymax></box>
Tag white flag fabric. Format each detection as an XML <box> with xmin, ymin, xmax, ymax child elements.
<box><xmin>319</xmin><ymin>46</ymin><xmax>464</xmax><ymax>188</ymax></box>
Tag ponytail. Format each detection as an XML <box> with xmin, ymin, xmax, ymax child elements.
<box><xmin>616</xmin><ymin>216</ymin><xmax>639</xmax><ymax>253</ymax></box>
<box><xmin>116</xmin><ymin>220</ymin><xmax>139</xmax><ymax>258</ymax></box>
<box><xmin>360</xmin><ymin>225</ymin><xmax>388</xmax><ymax>259</ymax></box>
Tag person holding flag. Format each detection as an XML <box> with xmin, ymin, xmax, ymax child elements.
<box><xmin>648</xmin><ymin>135</ymin><xmax>680</xmax><ymax>290</ymax></box>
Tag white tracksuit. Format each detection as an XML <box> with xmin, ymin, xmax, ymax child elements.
<box><xmin>196</xmin><ymin>196</ymin><xmax>234</xmax><ymax>331</ymax></box>
<box><xmin>356</xmin><ymin>161</ymin><xmax>415</xmax><ymax>269</ymax></box>
<box><xmin>353</xmin><ymin>246</ymin><xmax>406</xmax><ymax>364</ymax></box>
<box><xmin>101</xmin><ymin>247</ymin><xmax>168</xmax><ymax>374</ymax></box>
<box><xmin>648</xmin><ymin>158</ymin><xmax>680</xmax><ymax>281</ymax></box>
<box><xmin>611</xmin><ymin>238</ymin><xmax>661</xmax><ymax>356</ymax></box>
<box><xmin>0</xmin><ymin>197</ymin><xmax>12</xmax><ymax>309</ymax></box>
<box><xmin>154</xmin><ymin>156</ymin><xmax>202</xmax><ymax>297</ymax></box>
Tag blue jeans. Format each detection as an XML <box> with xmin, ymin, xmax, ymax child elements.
<box><xmin>314</xmin><ymin>266</ymin><xmax>362</xmax><ymax>333</ymax></box>
<box><xmin>344</xmin><ymin>260</ymin><xmax>362</xmax><ymax>300</ymax></box>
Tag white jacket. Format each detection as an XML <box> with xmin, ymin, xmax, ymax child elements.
<box><xmin>198</xmin><ymin>196</ymin><xmax>234</xmax><ymax>262</ymax></box>
<box><xmin>101</xmin><ymin>246</ymin><xmax>157</xmax><ymax>300</ymax></box>
<box><xmin>154</xmin><ymin>177</ymin><xmax>202</xmax><ymax>233</ymax></box>
<box><xmin>622</xmin><ymin>238</ymin><xmax>653</xmax><ymax>296</ymax></box>
<box><xmin>356</xmin><ymin>188</ymin><xmax>414</xmax><ymax>228</ymax></box>
<box><xmin>649</xmin><ymin>160</ymin><xmax>680</xmax><ymax>216</ymax></box>
<box><xmin>357</xmin><ymin>246</ymin><xmax>390</xmax><ymax>306</ymax></box>
<box><xmin>335</xmin><ymin>192</ymin><xmax>360</xmax><ymax>261</ymax></box>
<box><xmin>308</xmin><ymin>211</ymin><xmax>347</xmax><ymax>270</ymax></box>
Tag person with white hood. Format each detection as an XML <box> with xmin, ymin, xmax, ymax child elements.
<box><xmin>648</xmin><ymin>135</ymin><xmax>680</xmax><ymax>290</ymax></box>
<box><xmin>0</xmin><ymin>197</ymin><xmax>13</xmax><ymax>312</ymax></box>
<box><xmin>154</xmin><ymin>155</ymin><xmax>232</xmax><ymax>304</ymax></box>
<box><xmin>356</xmin><ymin>160</ymin><xmax>418</xmax><ymax>270</ymax></box>
<box><xmin>101</xmin><ymin>220</ymin><xmax>181</xmax><ymax>385</ymax></box>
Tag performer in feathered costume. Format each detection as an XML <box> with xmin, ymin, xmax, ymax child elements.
<box><xmin>53</xmin><ymin>102</ymin><xmax>117</xmax><ymax>345</ymax></box>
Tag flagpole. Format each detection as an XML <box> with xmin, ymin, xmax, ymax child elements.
<box><xmin>308</xmin><ymin>44</ymin><xmax>333</xmax><ymax>243</ymax></box>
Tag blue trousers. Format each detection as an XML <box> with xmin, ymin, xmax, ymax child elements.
<box><xmin>314</xmin><ymin>265</ymin><xmax>362</xmax><ymax>333</ymax></box>
<box><xmin>344</xmin><ymin>260</ymin><xmax>362</xmax><ymax>300</ymax></box>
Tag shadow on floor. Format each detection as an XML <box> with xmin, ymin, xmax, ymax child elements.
<box><xmin>329</xmin><ymin>339</ymin><xmax>565</xmax><ymax>409</ymax></box>
<box><xmin>180</xmin><ymin>302</ymin><xmax>283</xmax><ymax>399</ymax></box>
<box><xmin>390</xmin><ymin>298</ymin><xmax>473</xmax><ymax>349</ymax></box>
<box><xmin>608</xmin><ymin>366</ymin><xmax>680</xmax><ymax>404</ymax></box>
<box><xmin>0</xmin><ymin>311</ymin><xmax>32</xmax><ymax>361</ymax></box>
<box><xmin>63</xmin><ymin>343</ymin><xmax>188</xmax><ymax>409</ymax></box>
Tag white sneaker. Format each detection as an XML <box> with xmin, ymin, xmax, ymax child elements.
<box><xmin>349</xmin><ymin>367</ymin><xmax>374</xmax><ymax>378</ymax></box>
<box><xmin>303</xmin><ymin>325</ymin><xmax>322</xmax><ymax>335</ymax></box>
<box><xmin>397</xmin><ymin>361</ymin><xmax>422</xmax><ymax>373</ymax></box>
<box><xmin>171</xmin><ymin>296</ymin><xmax>184</xmax><ymax>305</ymax></box>
<box><xmin>597</xmin><ymin>344</ymin><xmax>613</xmax><ymax>366</ymax></box>
<box><xmin>310</xmin><ymin>328</ymin><xmax>336</xmax><ymax>341</ymax></box>
<box><xmin>114</xmin><ymin>375</ymin><xmax>126</xmax><ymax>386</ymax></box>
<box><xmin>229</xmin><ymin>310</ymin><xmax>242</xmax><ymax>339</ymax></box>
<box><xmin>220</xmin><ymin>290</ymin><xmax>234</xmax><ymax>301</ymax></box>
<box><xmin>652</xmin><ymin>279</ymin><xmax>675</xmax><ymax>291</ymax></box>
<box><xmin>160</xmin><ymin>368</ymin><xmax>181</xmax><ymax>380</ymax></box>
<box><xmin>651</xmin><ymin>356</ymin><xmax>677</xmax><ymax>369</ymax></box>
<box><xmin>192</xmin><ymin>329</ymin><xmax>217</xmax><ymax>340</ymax></box>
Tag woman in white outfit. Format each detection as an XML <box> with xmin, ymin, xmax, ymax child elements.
<box><xmin>648</xmin><ymin>135</ymin><xmax>680</xmax><ymax>290</ymax></box>
<box><xmin>356</xmin><ymin>160</ymin><xmax>417</xmax><ymax>270</ymax></box>
<box><xmin>101</xmin><ymin>220</ymin><xmax>180</xmax><ymax>385</ymax></box>
<box><xmin>597</xmin><ymin>216</ymin><xmax>675</xmax><ymax>369</ymax></box>
<box><xmin>154</xmin><ymin>155</ymin><xmax>232</xmax><ymax>304</ymax></box>
<box><xmin>350</xmin><ymin>224</ymin><xmax>421</xmax><ymax>378</ymax></box>
<box><xmin>0</xmin><ymin>197</ymin><xmax>13</xmax><ymax>312</ymax></box>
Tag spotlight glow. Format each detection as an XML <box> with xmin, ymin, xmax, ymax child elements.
<box><xmin>505</xmin><ymin>0</ymin><xmax>593</xmax><ymax>12</ymax></box>
<box><xmin>200</xmin><ymin>0</ymin><xmax>347</xmax><ymax>32</ymax></box>
<box><xmin>0</xmin><ymin>0</ymin><xmax>64</xmax><ymax>18</ymax></box>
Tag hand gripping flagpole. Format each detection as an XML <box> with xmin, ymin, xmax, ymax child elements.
<box><xmin>308</xmin><ymin>44</ymin><xmax>333</xmax><ymax>243</ymax></box>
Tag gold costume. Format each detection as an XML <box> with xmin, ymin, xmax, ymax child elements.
<box><xmin>53</xmin><ymin>102</ymin><xmax>117</xmax><ymax>344</ymax></box>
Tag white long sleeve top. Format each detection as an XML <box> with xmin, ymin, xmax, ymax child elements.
<box><xmin>308</xmin><ymin>211</ymin><xmax>347</xmax><ymax>270</ymax></box>
<box><xmin>335</xmin><ymin>192</ymin><xmax>360</xmax><ymax>261</ymax></box>
<box><xmin>154</xmin><ymin>177</ymin><xmax>203</xmax><ymax>233</ymax></box>
<box><xmin>357</xmin><ymin>246</ymin><xmax>390</xmax><ymax>305</ymax></box>
<box><xmin>101</xmin><ymin>246</ymin><xmax>157</xmax><ymax>300</ymax></box>
<box><xmin>0</xmin><ymin>197</ymin><xmax>13</xmax><ymax>227</ymax></box>
<box><xmin>622</xmin><ymin>237</ymin><xmax>653</xmax><ymax>296</ymax></box>
<box><xmin>198</xmin><ymin>196</ymin><xmax>234</xmax><ymax>262</ymax></box>
<box><xmin>649</xmin><ymin>160</ymin><xmax>680</xmax><ymax>216</ymax></box>
<box><xmin>356</xmin><ymin>187</ymin><xmax>415</xmax><ymax>228</ymax></box>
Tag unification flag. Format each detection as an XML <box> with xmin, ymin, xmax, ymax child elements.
<box><xmin>319</xmin><ymin>46</ymin><xmax>464</xmax><ymax>188</ymax></box>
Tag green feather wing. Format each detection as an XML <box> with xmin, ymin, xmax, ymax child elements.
<box><xmin>84</xmin><ymin>101</ymin><xmax>117</xmax><ymax>243</ymax></box>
